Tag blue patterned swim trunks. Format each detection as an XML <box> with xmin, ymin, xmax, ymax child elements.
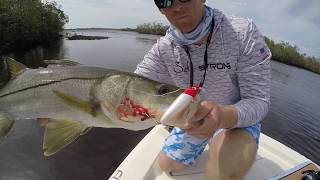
<box><xmin>161</xmin><ymin>123</ymin><xmax>261</xmax><ymax>165</ymax></box>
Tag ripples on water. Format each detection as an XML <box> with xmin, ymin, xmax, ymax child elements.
<box><xmin>1</xmin><ymin>30</ymin><xmax>319</xmax><ymax>179</ymax></box>
<box><xmin>264</xmin><ymin>61</ymin><xmax>320</xmax><ymax>164</ymax></box>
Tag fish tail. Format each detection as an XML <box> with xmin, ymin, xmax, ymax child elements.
<box><xmin>0</xmin><ymin>57</ymin><xmax>27</xmax><ymax>89</ymax></box>
<box><xmin>0</xmin><ymin>57</ymin><xmax>10</xmax><ymax>88</ymax></box>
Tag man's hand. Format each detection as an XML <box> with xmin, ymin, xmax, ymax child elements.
<box><xmin>184</xmin><ymin>101</ymin><xmax>238</xmax><ymax>139</ymax></box>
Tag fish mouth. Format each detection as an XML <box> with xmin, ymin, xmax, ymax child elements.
<box><xmin>115</xmin><ymin>97</ymin><xmax>156</xmax><ymax>122</ymax></box>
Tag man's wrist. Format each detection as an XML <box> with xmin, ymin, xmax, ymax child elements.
<box><xmin>219</xmin><ymin>105</ymin><xmax>238</xmax><ymax>129</ymax></box>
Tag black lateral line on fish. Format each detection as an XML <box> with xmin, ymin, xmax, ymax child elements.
<box><xmin>0</xmin><ymin>76</ymin><xmax>106</xmax><ymax>98</ymax></box>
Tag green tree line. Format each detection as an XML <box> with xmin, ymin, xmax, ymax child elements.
<box><xmin>133</xmin><ymin>22</ymin><xmax>320</xmax><ymax>74</ymax></box>
<box><xmin>264</xmin><ymin>37</ymin><xmax>320</xmax><ymax>74</ymax></box>
<box><xmin>0</xmin><ymin>0</ymin><xmax>68</xmax><ymax>54</ymax></box>
<box><xmin>136</xmin><ymin>22</ymin><xmax>169</xmax><ymax>35</ymax></box>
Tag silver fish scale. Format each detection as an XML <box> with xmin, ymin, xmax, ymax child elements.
<box><xmin>0</xmin><ymin>66</ymin><xmax>112</xmax><ymax>97</ymax></box>
<box><xmin>0</xmin><ymin>78</ymin><xmax>104</xmax><ymax>127</ymax></box>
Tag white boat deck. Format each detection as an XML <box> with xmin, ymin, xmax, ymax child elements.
<box><xmin>109</xmin><ymin>125</ymin><xmax>317</xmax><ymax>180</ymax></box>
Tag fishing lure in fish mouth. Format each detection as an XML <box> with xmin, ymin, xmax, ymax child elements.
<box><xmin>160</xmin><ymin>85</ymin><xmax>201</xmax><ymax>125</ymax></box>
<box><xmin>116</xmin><ymin>97</ymin><xmax>155</xmax><ymax>122</ymax></box>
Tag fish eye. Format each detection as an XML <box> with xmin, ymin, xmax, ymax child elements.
<box><xmin>157</xmin><ymin>84</ymin><xmax>170</xmax><ymax>95</ymax></box>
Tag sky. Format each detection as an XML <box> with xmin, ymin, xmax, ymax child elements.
<box><xmin>51</xmin><ymin>0</ymin><xmax>320</xmax><ymax>58</ymax></box>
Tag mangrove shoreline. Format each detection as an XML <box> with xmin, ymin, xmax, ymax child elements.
<box><xmin>0</xmin><ymin>0</ymin><xmax>68</xmax><ymax>55</ymax></box>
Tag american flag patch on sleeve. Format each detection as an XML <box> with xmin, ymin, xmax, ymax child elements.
<box><xmin>259</xmin><ymin>47</ymin><xmax>269</xmax><ymax>60</ymax></box>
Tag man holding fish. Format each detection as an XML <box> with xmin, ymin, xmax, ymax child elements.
<box><xmin>135</xmin><ymin>0</ymin><xmax>271</xmax><ymax>179</ymax></box>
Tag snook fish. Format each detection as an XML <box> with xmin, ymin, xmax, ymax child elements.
<box><xmin>0</xmin><ymin>58</ymin><xmax>199</xmax><ymax>156</ymax></box>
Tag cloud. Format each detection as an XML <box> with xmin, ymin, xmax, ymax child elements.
<box><xmin>54</xmin><ymin>0</ymin><xmax>167</xmax><ymax>28</ymax></box>
<box><xmin>207</xmin><ymin>0</ymin><xmax>320</xmax><ymax>57</ymax></box>
<box><xmin>52</xmin><ymin>0</ymin><xmax>320</xmax><ymax>57</ymax></box>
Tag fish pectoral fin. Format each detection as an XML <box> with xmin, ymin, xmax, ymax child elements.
<box><xmin>81</xmin><ymin>127</ymin><xmax>92</xmax><ymax>135</ymax></box>
<box><xmin>52</xmin><ymin>89</ymin><xmax>97</xmax><ymax>115</ymax></box>
<box><xmin>0</xmin><ymin>112</ymin><xmax>15</xmax><ymax>137</ymax></box>
<box><xmin>43</xmin><ymin>119</ymin><xmax>88</xmax><ymax>156</ymax></box>
<box><xmin>43</xmin><ymin>59</ymin><xmax>82</xmax><ymax>67</ymax></box>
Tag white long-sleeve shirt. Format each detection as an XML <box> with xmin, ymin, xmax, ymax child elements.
<box><xmin>135</xmin><ymin>9</ymin><xmax>271</xmax><ymax>128</ymax></box>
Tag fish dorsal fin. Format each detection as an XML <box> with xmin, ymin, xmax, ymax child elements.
<box><xmin>52</xmin><ymin>89</ymin><xmax>96</xmax><ymax>115</ymax></box>
<box><xmin>4</xmin><ymin>57</ymin><xmax>27</xmax><ymax>78</ymax></box>
<box><xmin>0</xmin><ymin>112</ymin><xmax>15</xmax><ymax>137</ymax></box>
<box><xmin>44</xmin><ymin>59</ymin><xmax>82</xmax><ymax>67</ymax></box>
<box><xmin>43</xmin><ymin>119</ymin><xmax>87</xmax><ymax>156</ymax></box>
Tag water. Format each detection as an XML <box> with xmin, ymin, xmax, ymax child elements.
<box><xmin>11</xmin><ymin>30</ymin><xmax>158</xmax><ymax>71</ymax></box>
<box><xmin>1</xmin><ymin>30</ymin><xmax>319</xmax><ymax>179</ymax></box>
<box><xmin>264</xmin><ymin>60</ymin><xmax>320</xmax><ymax>164</ymax></box>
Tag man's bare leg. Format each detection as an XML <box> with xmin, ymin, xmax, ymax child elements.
<box><xmin>157</xmin><ymin>152</ymin><xmax>187</xmax><ymax>172</ymax></box>
<box><xmin>205</xmin><ymin>129</ymin><xmax>257</xmax><ymax>180</ymax></box>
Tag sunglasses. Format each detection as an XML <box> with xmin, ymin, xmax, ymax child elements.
<box><xmin>154</xmin><ymin>0</ymin><xmax>191</xmax><ymax>9</ymax></box>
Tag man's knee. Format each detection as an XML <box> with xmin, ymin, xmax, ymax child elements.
<box><xmin>209</xmin><ymin>129</ymin><xmax>257</xmax><ymax>157</ymax></box>
<box><xmin>206</xmin><ymin>129</ymin><xmax>258</xmax><ymax>180</ymax></box>
<box><xmin>157</xmin><ymin>152</ymin><xmax>187</xmax><ymax>172</ymax></box>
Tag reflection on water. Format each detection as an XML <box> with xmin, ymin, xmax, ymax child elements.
<box><xmin>1</xmin><ymin>30</ymin><xmax>319</xmax><ymax>179</ymax></box>
<box><xmin>0</xmin><ymin>119</ymin><xmax>150</xmax><ymax>180</ymax></box>
<box><xmin>135</xmin><ymin>37</ymin><xmax>157</xmax><ymax>45</ymax></box>
<box><xmin>9</xmin><ymin>39</ymin><xmax>67</xmax><ymax>68</ymax></box>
